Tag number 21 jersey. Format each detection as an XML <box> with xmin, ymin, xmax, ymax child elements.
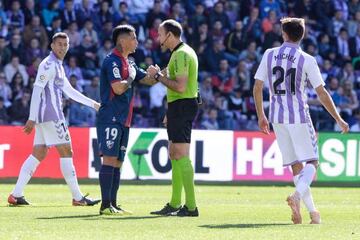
<box><xmin>254</xmin><ymin>42</ymin><xmax>325</xmax><ymax>124</ymax></box>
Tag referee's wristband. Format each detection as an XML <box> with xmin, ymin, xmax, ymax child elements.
<box><xmin>154</xmin><ymin>72</ymin><xmax>163</xmax><ymax>82</ymax></box>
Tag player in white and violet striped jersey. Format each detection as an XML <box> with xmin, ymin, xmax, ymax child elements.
<box><xmin>253</xmin><ymin>18</ymin><xmax>349</xmax><ymax>225</ymax></box>
<box><xmin>8</xmin><ymin>33</ymin><xmax>101</xmax><ymax>207</ymax></box>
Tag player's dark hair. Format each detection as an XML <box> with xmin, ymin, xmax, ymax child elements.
<box><xmin>52</xmin><ymin>32</ymin><xmax>68</xmax><ymax>42</ymax></box>
<box><xmin>112</xmin><ymin>24</ymin><xmax>135</xmax><ymax>46</ymax></box>
<box><xmin>160</xmin><ymin>19</ymin><xmax>182</xmax><ymax>38</ymax></box>
<box><xmin>280</xmin><ymin>17</ymin><xmax>305</xmax><ymax>42</ymax></box>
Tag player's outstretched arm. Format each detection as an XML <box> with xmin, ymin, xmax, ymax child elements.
<box><xmin>63</xmin><ymin>78</ymin><xmax>99</xmax><ymax>110</ymax></box>
<box><xmin>315</xmin><ymin>85</ymin><xmax>349</xmax><ymax>133</ymax></box>
<box><xmin>253</xmin><ymin>79</ymin><xmax>270</xmax><ymax>134</ymax></box>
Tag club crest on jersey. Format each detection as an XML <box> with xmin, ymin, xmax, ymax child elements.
<box><xmin>113</xmin><ymin>67</ymin><xmax>121</xmax><ymax>78</ymax></box>
<box><xmin>39</xmin><ymin>75</ymin><xmax>45</xmax><ymax>82</ymax></box>
<box><xmin>106</xmin><ymin>140</ymin><xmax>114</xmax><ymax>149</ymax></box>
<box><xmin>65</xmin><ymin>134</ymin><xmax>69</xmax><ymax>141</ymax></box>
<box><xmin>112</xmin><ymin>62</ymin><xmax>118</xmax><ymax>67</ymax></box>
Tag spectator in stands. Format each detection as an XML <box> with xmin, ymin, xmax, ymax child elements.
<box><xmin>261</xmin><ymin>10</ymin><xmax>278</xmax><ymax>34</ymax></box>
<box><xmin>80</xmin><ymin>18</ymin><xmax>99</xmax><ymax>47</ymax></box>
<box><xmin>112</xmin><ymin>2</ymin><xmax>133</xmax><ymax>26</ymax></box>
<box><xmin>317</xmin><ymin>33</ymin><xmax>333</xmax><ymax>58</ymax></box>
<box><xmin>349</xmin><ymin>25</ymin><xmax>360</xmax><ymax>58</ymax></box>
<box><xmin>334</xmin><ymin>0</ymin><xmax>349</xmax><ymax>21</ymax></box>
<box><xmin>263</xmin><ymin>22</ymin><xmax>282</xmax><ymax>50</ymax></box>
<box><xmin>64</xmin><ymin>21</ymin><xmax>81</xmax><ymax>49</ymax></box>
<box><xmin>68</xmin><ymin>99</ymin><xmax>96</xmax><ymax>127</ymax></box>
<box><xmin>76</xmin><ymin>0</ymin><xmax>95</xmax><ymax>28</ymax></box>
<box><xmin>232</xmin><ymin>60</ymin><xmax>251</xmax><ymax>91</ymax></box>
<box><xmin>98</xmin><ymin>21</ymin><xmax>113</xmax><ymax>45</ymax></box>
<box><xmin>46</xmin><ymin>16</ymin><xmax>62</xmax><ymax>42</ymax></box>
<box><xmin>96</xmin><ymin>1</ymin><xmax>112</xmax><ymax>30</ymax></box>
<box><xmin>332</xmin><ymin>10</ymin><xmax>346</xmax><ymax>36</ymax></box>
<box><xmin>8</xmin><ymin>34</ymin><xmax>24</xmax><ymax>60</ymax></box>
<box><xmin>0</xmin><ymin>72</ymin><xmax>11</xmax><ymax>108</ymax></box>
<box><xmin>350</xmin><ymin>110</ymin><xmax>360</xmax><ymax>132</ymax></box>
<box><xmin>23</xmin><ymin>15</ymin><xmax>49</xmax><ymax>51</ymax></box>
<box><xmin>8</xmin><ymin>89</ymin><xmax>30</xmax><ymax>125</ymax></box>
<box><xmin>201</xmin><ymin>108</ymin><xmax>219</xmax><ymax>130</ymax></box>
<box><xmin>4</xmin><ymin>55</ymin><xmax>29</xmax><ymax>86</ymax></box>
<box><xmin>210</xmin><ymin>20</ymin><xmax>226</xmax><ymax>42</ymax></box>
<box><xmin>211</xmin><ymin>59</ymin><xmax>234</xmax><ymax>95</ymax></box>
<box><xmin>259</xmin><ymin>0</ymin><xmax>282</xmax><ymax>19</ymax></box>
<box><xmin>199</xmin><ymin>76</ymin><xmax>214</xmax><ymax>106</ymax></box>
<box><xmin>0</xmin><ymin>96</ymin><xmax>9</xmax><ymax>125</ymax></box>
<box><xmin>127</xmin><ymin>0</ymin><xmax>154</xmax><ymax>26</ymax></box>
<box><xmin>64</xmin><ymin>56</ymin><xmax>84</xmax><ymax>86</ymax></box>
<box><xmin>84</xmin><ymin>76</ymin><xmax>100</xmax><ymax>102</ymax></box>
<box><xmin>243</xmin><ymin>7</ymin><xmax>262</xmax><ymax>44</ymax></box>
<box><xmin>146</xmin><ymin>0</ymin><xmax>167</xmax><ymax>30</ymax></box>
<box><xmin>224</xmin><ymin>20</ymin><xmax>246</xmax><ymax>55</ymax></box>
<box><xmin>0</xmin><ymin>1</ymin><xmax>8</xmax><ymax>26</ymax></box>
<box><xmin>148</xmin><ymin>18</ymin><xmax>161</xmax><ymax>49</ymax></box>
<box><xmin>61</xmin><ymin>0</ymin><xmax>77</xmax><ymax>30</ymax></box>
<box><xmin>314</xmin><ymin>0</ymin><xmax>335</xmax><ymax>36</ymax></box>
<box><xmin>349</xmin><ymin>12</ymin><xmax>360</xmax><ymax>37</ymax></box>
<box><xmin>9</xmin><ymin>71</ymin><xmax>25</xmax><ymax>101</ymax></box>
<box><xmin>339</xmin><ymin>62</ymin><xmax>357</xmax><ymax>83</ymax></box>
<box><xmin>97</xmin><ymin>38</ymin><xmax>112</xmax><ymax>66</ymax></box>
<box><xmin>349</xmin><ymin>0</ymin><xmax>360</xmax><ymax>17</ymax></box>
<box><xmin>339</xmin><ymin>80</ymin><xmax>359</xmax><ymax>124</ymax></box>
<box><xmin>0</xmin><ymin>13</ymin><xmax>8</xmax><ymax>37</ymax></box>
<box><xmin>0</xmin><ymin>36</ymin><xmax>11</xmax><ymax>65</ymax></box>
<box><xmin>23</xmin><ymin>0</ymin><xmax>40</xmax><ymax>24</ymax></box>
<box><xmin>149</xmin><ymin>82</ymin><xmax>167</xmax><ymax>127</ymax></box>
<box><xmin>41</xmin><ymin>0</ymin><xmax>60</xmax><ymax>27</ymax></box>
<box><xmin>327</xmin><ymin>76</ymin><xmax>342</xmax><ymax>105</ymax></box>
<box><xmin>336</xmin><ymin>28</ymin><xmax>351</xmax><ymax>63</ymax></box>
<box><xmin>209</xmin><ymin>2</ymin><xmax>231</xmax><ymax>31</ymax></box>
<box><xmin>26</xmin><ymin>57</ymin><xmax>41</xmax><ymax>79</ymax></box>
<box><xmin>6</xmin><ymin>1</ymin><xmax>24</xmax><ymax>31</ymax></box>
<box><xmin>24</xmin><ymin>38</ymin><xmax>45</xmax><ymax>65</ymax></box>
<box><xmin>168</xmin><ymin>2</ymin><xmax>186</xmax><ymax>24</ymax></box>
<box><xmin>76</xmin><ymin>34</ymin><xmax>98</xmax><ymax>79</ymax></box>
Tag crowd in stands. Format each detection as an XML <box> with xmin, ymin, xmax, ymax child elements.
<box><xmin>0</xmin><ymin>0</ymin><xmax>359</xmax><ymax>132</ymax></box>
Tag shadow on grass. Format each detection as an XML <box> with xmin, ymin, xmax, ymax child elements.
<box><xmin>37</xmin><ymin>214</ymin><xmax>100</xmax><ymax>220</ymax></box>
<box><xmin>199</xmin><ymin>223</ymin><xmax>292</xmax><ymax>229</ymax></box>
<box><xmin>85</xmin><ymin>215</ymin><xmax>165</xmax><ymax>220</ymax></box>
<box><xmin>37</xmin><ymin>215</ymin><xmax>164</xmax><ymax>220</ymax></box>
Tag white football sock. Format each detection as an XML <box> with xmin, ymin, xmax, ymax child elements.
<box><xmin>293</xmin><ymin>174</ymin><xmax>316</xmax><ymax>213</ymax></box>
<box><xmin>296</xmin><ymin>164</ymin><xmax>316</xmax><ymax>198</ymax></box>
<box><xmin>12</xmin><ymin>155</ymin><xmax>40</xmax><ymax>197</ymax></box>
<box><xmin>60</xmin><ymin>157</ymin><xmax>83</xmax><ymax>201</ymax></box>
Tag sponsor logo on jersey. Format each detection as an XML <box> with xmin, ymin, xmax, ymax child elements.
<box><xmin>113</xmin><ymin>67</ymin><xmax>121</xmax><ymax>78</ymax></box>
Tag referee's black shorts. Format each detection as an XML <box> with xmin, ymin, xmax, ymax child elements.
<box><xmin>166</xmin><ymin>98</ymin><xmax>198</xmax><ymax>143</ymax></box>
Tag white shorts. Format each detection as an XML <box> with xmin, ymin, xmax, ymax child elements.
<box><xmin>272</xmin><ymin>123</ymin><xmax>318</xmax><ymax>166</ymax></box>
<box><xmin>34</xmin><ymin>120</ymin><xmax>71</xmax><ymax>147</ymax></box>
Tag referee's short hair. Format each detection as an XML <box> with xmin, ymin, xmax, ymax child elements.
<box><xmin>112</xmin><ymin>24</ymin><xmax>136</xmax><ymax>46</ymax></box>
<box><xmin>160</xmin><ymin>19</ymin><xmax>182</xmax><ymax>38</ymax></box>
<box><xmin>280</xmin><ymin>17</ymin><xmax>305</xmax><ymax>42</ymax></box>
<box><xmin>52</xmin><ymin>32</ymin><xmax>69</xmax><ymax>42</ymax></box>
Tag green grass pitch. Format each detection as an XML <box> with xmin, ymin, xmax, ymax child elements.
<box><xmin>0</xmin><ymin>183</ymin><xmax>359</xmax><ymax>240</ymax></box>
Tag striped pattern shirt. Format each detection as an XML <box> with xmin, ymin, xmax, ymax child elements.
<box><xmin>34</xmin><ymin>52</ymin><xmax>66</xmax><ymax>123</ymax></box>
<box><xmin>254</xmin><ymin>42</ymin><xmax>325</xmax><ymax>124</ymax></box>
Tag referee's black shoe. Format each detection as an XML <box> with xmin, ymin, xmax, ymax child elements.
<box><xmin>150</xmin><ymin>203</ymin><xmax>181</xmax><ymax>216</ymax></box>
<box><xmin>176</xmin><ymin>205</ymin><xmax>199</xmax><ymax>217</ymax></box>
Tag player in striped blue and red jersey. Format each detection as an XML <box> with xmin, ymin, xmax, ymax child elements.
<box><xmin>253</xmin><ymin>17</ymin><xmax>349</xmax><ymax>225</ymax></box>
<box><xmin>97</xmin><ymin>25</ymin><xmax>157</xmax><ymax>215</ymax></box>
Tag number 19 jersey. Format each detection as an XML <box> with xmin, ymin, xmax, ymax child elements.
<box><xmin>254</xmin><ymin>42</ymin><xmax>325</xmax><ymax>124</ymax></box>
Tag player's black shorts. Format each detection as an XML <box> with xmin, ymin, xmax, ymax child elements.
<box><xmin>96</xmin><ymin>122</ymin><xmax>129</xmax><ymax>161</ymax></box>
<box><xmin>167</xmin><ymin>98</ymin><xmax>198</xmax><ymax>143</ymax></box>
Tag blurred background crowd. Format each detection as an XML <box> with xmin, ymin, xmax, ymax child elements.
<box><xmin>0</xmin><ymin>0</ymin><xmax>359</xmax><ymax>131</ymax></box>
